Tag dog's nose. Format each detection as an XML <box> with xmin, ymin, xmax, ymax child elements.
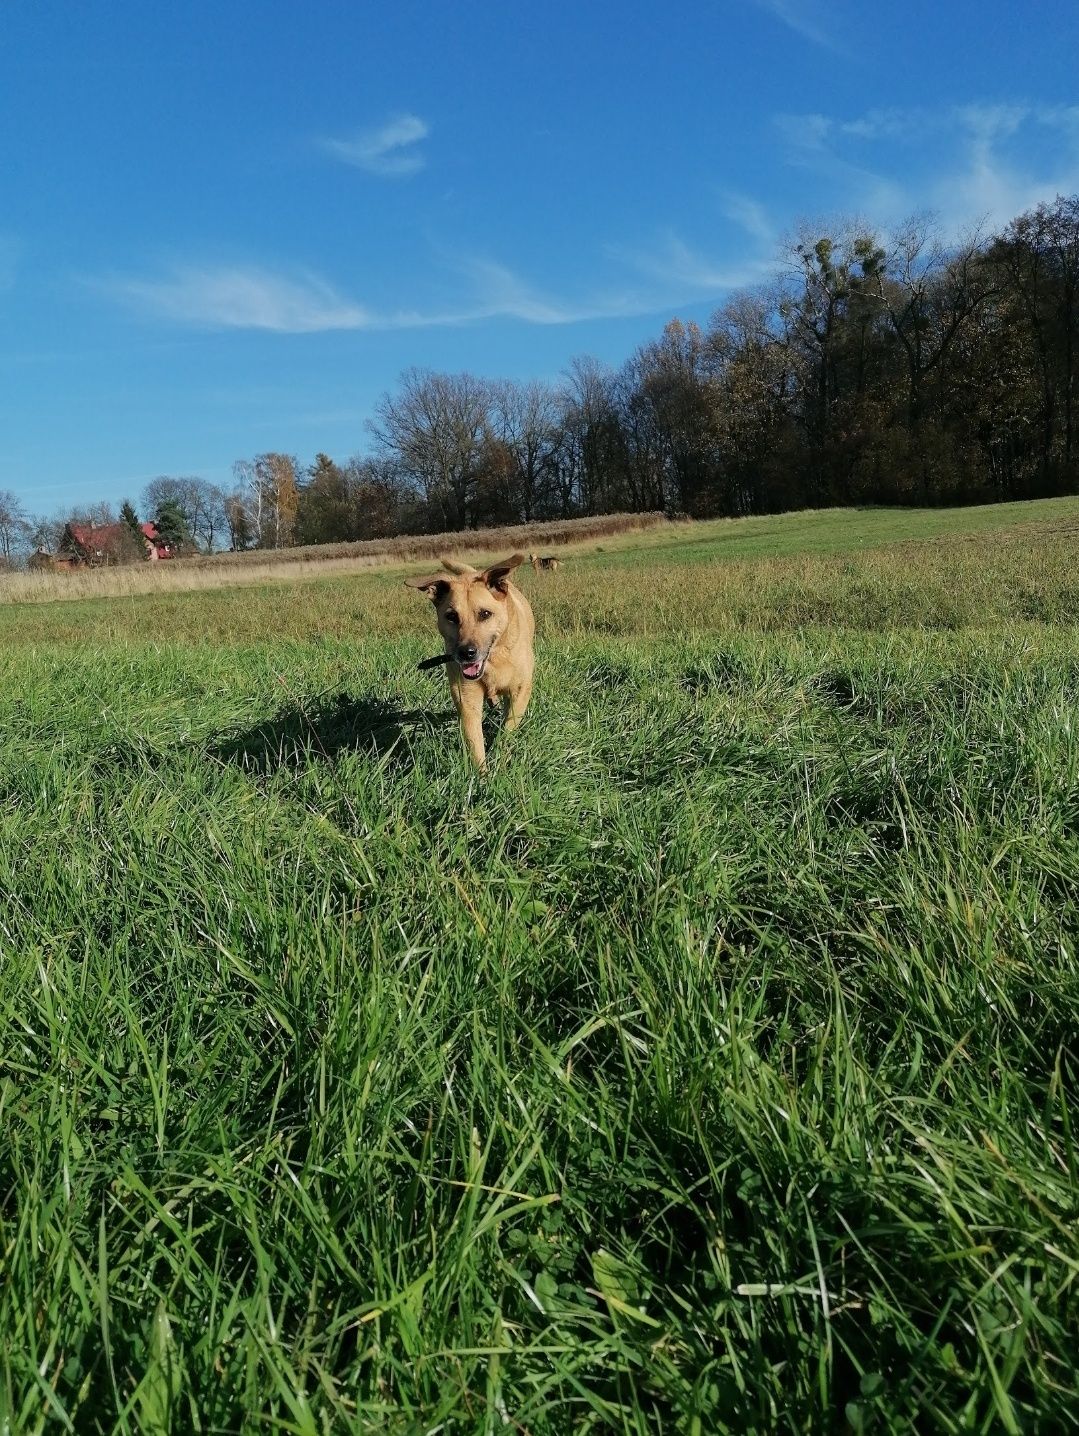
<box><xmin>457</xmin><ymin>642</ymin><xmax>478</xmax><ymax>662</ymax></box>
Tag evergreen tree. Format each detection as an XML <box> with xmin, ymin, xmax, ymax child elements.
<box><xmin>154</xmin><ymin>497</ymin><xmax>191</xmax><ymax>554</ymax></box>
<box><xmin>119</xmin><ymin>499</ymin><xmax>148</xmax><ymax>561</ymax></box>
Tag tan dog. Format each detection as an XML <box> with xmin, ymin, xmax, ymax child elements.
<box><xmin>406</xmin><ymin>552</ymin><xmax>534</xmax><ymax>769</ymax></box>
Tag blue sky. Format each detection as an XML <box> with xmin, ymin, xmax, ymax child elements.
<box><xmin>3</xmin><ymin>0</ymin><xmax>1078</xmax><ymax>516</ymax></box>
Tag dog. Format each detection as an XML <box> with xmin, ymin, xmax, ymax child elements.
<box><xmin>529</xmin><ymin>552</ymin><xmax>561</xmax><ymax>572</ymax></box>
<box><xmin>405</xmin><ymin>553</ymin><xmax>534</xmax><ymax>769</ymax></box>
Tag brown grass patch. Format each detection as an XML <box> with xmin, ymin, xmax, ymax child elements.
<box><xmin>182</xmin><ymin>511</ymin><xmax>669</xmax><ymax>568</ymax></box>
<box><xmin>0</xmin><ymin>512</ymin><xmax>668</xmax><ymax>605</ymax></box>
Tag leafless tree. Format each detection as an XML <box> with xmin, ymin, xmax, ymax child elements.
<box><xmin>489</xmin><ymin>379</ymin><xmax>564</xmax><ymax>522</ymax></box>
<box><xmin>558</xmin><ymin>357</ymin><xmax>624</xmax><ymax>516</ymax></box>
<box><xmin>0</xmin><ymin>489</ymin><xmax>30</xmax><ymax>562</ymax></box>
<box><xmin>369</xmin><ymin>369</ymin><xmax>492</xmax><ymax>530</ymax></box>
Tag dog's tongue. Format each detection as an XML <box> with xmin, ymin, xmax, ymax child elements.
<box><xmin>461</xmin><ymin>661</ymin><xmax>482</xmax><ymax>679</ymax></box>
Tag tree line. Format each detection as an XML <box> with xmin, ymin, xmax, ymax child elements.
<box><xmin>3</xmin><ymin>194</ymin><xmax>1077</xmax><ymax>566</ymax></box>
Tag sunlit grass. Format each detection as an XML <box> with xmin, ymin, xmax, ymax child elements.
<box><xmin>1</xmin><ymin>503</ymin><xmax>1077</xmax><ymax>1431</ymax></box>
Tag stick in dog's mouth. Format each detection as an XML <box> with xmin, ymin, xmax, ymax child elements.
<box><xmin>416</xmin><ymin>640</ymin><xmax>493</xmax><ymax>679</ymax></box>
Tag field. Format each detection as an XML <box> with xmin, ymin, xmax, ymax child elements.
<box><xmin>2</xmin><ymin>498</ymin><xmax>1078</xmax><ymax>1433</ymax></box>
<box><xmin>0</xmin><ymin>513</ymin><xmax>668</xmax><ymax>608</ymax></box>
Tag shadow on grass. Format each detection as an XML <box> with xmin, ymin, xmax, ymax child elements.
<box><xmin>209</xmin><ymin>692</ymin><xmax>455</xmax><ymax>775</ymax></box>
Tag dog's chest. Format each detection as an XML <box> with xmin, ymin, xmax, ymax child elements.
<box><xmin>479</xmin><ymin>651</ymin><xmax>516</xmax><ymax>701</ymax></box>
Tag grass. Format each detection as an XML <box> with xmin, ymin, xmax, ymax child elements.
<box><xmin>0</xmin><ymin>512</ymin><xmax>668</xmax><ymax>607</ymax></box>
<box><xmin>1</xmin><ymin>501</ymin><xmax>1077</xmax><ymax>1432</ymax></box>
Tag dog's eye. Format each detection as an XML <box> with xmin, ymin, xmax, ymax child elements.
<box><xmin>445</xmin><ymin>609</ymin><xmax>459</xmax><ymax>624</ymax></box>
<box><xmin>476</xmin><ymin>608</ymin><xmax>492</xmax><ymax>622</ymax></box>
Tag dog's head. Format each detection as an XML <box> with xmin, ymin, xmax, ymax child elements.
<box><xmin>405</xmin><ymin>553</ymin><xmax>526</xmax><ymax>681</ymax></box>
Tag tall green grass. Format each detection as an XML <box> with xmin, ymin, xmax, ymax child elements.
<box><xmin>1</xmin><ymin>506</ymin><xmax>1077</xmax><ymax>1431</ymax></box>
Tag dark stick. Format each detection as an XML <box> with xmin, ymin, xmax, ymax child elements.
<box><xmin>417</xmin><ymin>653</ymin><xmax>452</xmax><ymax>672</ymax></box>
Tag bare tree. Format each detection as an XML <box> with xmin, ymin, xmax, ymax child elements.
<box><xmin>558</xmin><ymin>357</ymin><xmax>624</xmax><ymax>516</ymax></box>
<box><xmin>369</xmin><ymin>369</ymin><xmax>491</xmax><ymax>530</ymax></box>
<box><xmin>222</xmin><ymin>491</ymin><xmax>253</xmax><ymax>550</ymax></box>
<box><xmin>0</xmin><ymin>489</ymin><xmax>30</xmax><ymax>562</ymax></box>
<box><xmin>489</xmin><ymin>379</ymin><xmax>564</xmax><ymax>521</ymax></box>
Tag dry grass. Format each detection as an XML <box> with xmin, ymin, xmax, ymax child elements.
<box><xmin>0</xmin><ymin>512</ymin><xmax>667</xmax><ymax>606</ymax></box>
<box><xmin>187</xmin><ymin>511</ymin><xmax>669</xmax><ymax>568</ymax></box>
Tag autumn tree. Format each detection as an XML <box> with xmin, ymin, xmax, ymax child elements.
<box><xmin>992</xmin><ymin>197</ymin><xmax>1079</xmax><ymax>493</ymax></box>
<box><xmin>625</xmin><ymin>320</ymin><xmax>721</xmax><ymax>514</ymax></box>
<box><xmin>343</xmin><ymin>457</ymin><xmax>401</xmax><ymax>539</ymax></box>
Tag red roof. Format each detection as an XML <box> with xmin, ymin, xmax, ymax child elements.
<box><xmin>67</xmin><ymin>520</ymin><xmax>172</xmax><ymax>557</ymax></box>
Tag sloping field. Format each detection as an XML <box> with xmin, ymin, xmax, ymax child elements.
<box><xmin>1</xmin><ymin>501</ymin><xmax>1077</xmax><ymax>1432</ymax></box>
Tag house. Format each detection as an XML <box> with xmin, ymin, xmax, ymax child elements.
<box><xmin>28</xmin><ymin>548</ymin><xmax>76</xmax><ymax>572</ymax></box>
<box><xmin>61</xmin><ymin>521</ymin><xmax>174</xmax><ymax>566</ymax></box>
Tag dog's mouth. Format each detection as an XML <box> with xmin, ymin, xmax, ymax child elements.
<box><xmin>457</xmin><ymin>640</ymin><xmax>494</xmax><ymax>681</ymax></box>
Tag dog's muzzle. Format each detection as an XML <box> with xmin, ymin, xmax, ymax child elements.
<box><xmin>457</xmin><ymin>640</ymin><xmax>492</xmax><ymax>681</ymax></box>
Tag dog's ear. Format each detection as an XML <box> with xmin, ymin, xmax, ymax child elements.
<box><xmin>482</xmin><ymin>553</ymin><xmax>526</xmax><ymax>594</ymax></box>
<box><xmin>404</xmin><ymin>574</ymin><xmax>449</xmax><ymax>603</ymax></box>
<box><xmin>439</xmin><ymin>555</ymin><xmax>476</xmax><ymax>575</ymax></box>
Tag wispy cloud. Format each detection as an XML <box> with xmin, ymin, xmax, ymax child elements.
<box><xmin>611</xmin><ymin>231</ymin><xmax>777</xmax><ymax>293</ymax></box>
<box><xmin>320</xmin><ymin>113</ymin><xmax>429</xmax><ymax>176</ymax></box>
<box><xmin>97</xmin><ymin>258</ymin><xmax>656</xmax><ymax>334</ymax></box>
<box><xmin>931</xmin><ymin>105</ymin><xmax>1079</xmax><ymax>233</ymax></box>
<box><xmin>774</xmin><ymin>100</ymin><xmax>1079</xmax><ymax>235</ymax></box>
<box><xmin>101</xmin><ymin>265</ymin><xmax>374</xmax><ymax>333</ymax></box>
<box><xmin>718</xmin><ymin>191</ymin><xmax>775</xmax><ymax>246</ymax></box>
<box><xmin>443</xmin><ymin>256</ymin><xmax>645</xmax><ymax>325</ymax></box>
<box><xmin>748</xmin><ymin>0</ymin><xmax>843</xmax><ymax>52</ymax></box>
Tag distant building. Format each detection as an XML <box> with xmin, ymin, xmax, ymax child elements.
<box><xmin>28</xmin><ymin>548</ymin><xmax>76</xmax><ymax>572</ymax></box>
<box><xmin>60</xmin><ymin>521</ymin><xmax>174</xmax><ymax>566</ymax></box>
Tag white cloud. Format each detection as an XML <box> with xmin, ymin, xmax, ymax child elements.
<box><xmin>612</xmin><ymin>231</ymin><xmax>777</xmax><ymax>293</ymax></box>
<box><xmin>320</xmin><ymin>113</ymin><xmax>429</xmax><ymax>177</ymax></box>
<box><xmin>773</xmin><ymin>100</ymin><xmax>1079</xmax><ymax>235</ymax></box>
<box><xmin>97</xmin><ymin>257</ymin><xmax>658</xmax><ymax>335</ymax></box>
<box><xmin>103</xmin><ymin>265</ymin><xmax>374</xmax><ymax>333</ymax></box>
<box><xmin>443</xmin><ymin>256</ymin><xmax>645</xmax><ymax>325</ymax></box>
<box><xmin>718</xmin><ymin>191</ymin><xmax>775</xmax><ymax>246</ymax></box>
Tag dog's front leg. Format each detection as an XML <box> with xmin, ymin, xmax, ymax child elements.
<box><xmin>450</xmin><ymin>673</ymin><xmax>487</xmax><ymax>769</ymax></box>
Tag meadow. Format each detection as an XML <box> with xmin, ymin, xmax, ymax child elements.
<box><xmin>1</xmin><ymin>499</ymin><xmax>1078</xmax><ymax>1432</ymax></box>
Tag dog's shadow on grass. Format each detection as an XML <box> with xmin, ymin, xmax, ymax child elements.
<box><xmin>209</xmin><ymin>692</ymin><xmax>455</xmax><ymax>776</ymax></box>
